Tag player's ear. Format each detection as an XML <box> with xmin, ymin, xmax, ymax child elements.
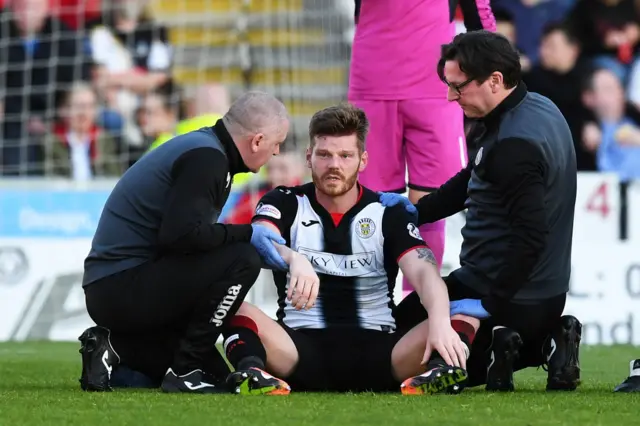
<box><xmin>250</xmin><ymin>133</ymin><xmax>264</xmax><ymax>153</ymax></box>
<box><xmin>359</xmin><ymin>150</ymin><xmax>368</xmax><ymax>172</ymax></box>
<box><xmin>306</xmin><ymin>146</ymin><xmax>312</xmax><ymax>168</ymax></box>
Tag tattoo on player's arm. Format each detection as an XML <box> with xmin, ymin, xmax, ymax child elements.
<box><xmin>416</xmin><ymin>247</ymin><xmax>437</xmax><ymax>265</ymax></box>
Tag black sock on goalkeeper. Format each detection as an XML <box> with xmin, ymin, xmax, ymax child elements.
<box><xmin>223</xmin><ymin>315</ymin><xmax>267</xmax><ymax>371</ymax></box>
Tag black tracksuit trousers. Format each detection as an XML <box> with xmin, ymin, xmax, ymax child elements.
<box><xmin>84</xmin><ymin>242</ymin><xmax>261</xmax><ymax>383</ymax></box>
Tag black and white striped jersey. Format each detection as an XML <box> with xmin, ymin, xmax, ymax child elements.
<box><xmin>252</xmin><ymin>183</ymin><xmax>427</xmax><ymax>332</ymax></box>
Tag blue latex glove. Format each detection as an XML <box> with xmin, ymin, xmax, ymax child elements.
<box><xmin>379</xmin><ymin>192</ymin><xmax>418</xmax><ymax>223</ymax></box>
<box><xmin>449</xmin><ymin>299</ymin><xmax>491</xmax><ymax>319</ymax></box>
<box><xmin>250</xmin><ymin>223</ymin><xmax>288</xmax><ymax>270</ymax></box>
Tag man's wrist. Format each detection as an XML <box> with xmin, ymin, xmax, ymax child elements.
<box><xmin>426</xmin><ymin>310</ymin><xmax>450</xmax><ymax>324</ymax></box>
<box><xmin>281</xmin><ymin>248</ymin><xmax>298</xmax><ymax>264</ymax></box>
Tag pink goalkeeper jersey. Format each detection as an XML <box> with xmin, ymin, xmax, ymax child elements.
<box><xmin>348</xmin><ymin>0</ymin><xmax>496</xmax><ymax>100</ymax></box>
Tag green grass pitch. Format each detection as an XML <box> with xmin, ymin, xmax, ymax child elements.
<box><xmin>0</xmin><ymin>342</ymin><xmax>638</xmax><ymax>426</ymax></box>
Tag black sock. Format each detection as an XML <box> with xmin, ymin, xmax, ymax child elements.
<box><xmin>426</xmin><ymin>352</ymin><xmax>446</xmax><ymax>370</ymax></box>
<box><xmin>223</xmin><ymin>315</ymin><xmax>267</xmax><ymax>371</ymax></box>
<box><xmin>457</xmin><ymin>332</ymin><xmax>471</xmax><ymax>360</ymax></box>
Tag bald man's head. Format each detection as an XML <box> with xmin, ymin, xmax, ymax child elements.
<box><xmin>222</xmin><ymin>91</ymin><xmax>290</xmax><ymax>172</ymax></box>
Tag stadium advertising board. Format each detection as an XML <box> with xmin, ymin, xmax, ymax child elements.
<box><xmin>0</xmin><ymin>175</ymin><xmax>638</xmax><ymax>345</ymax></box>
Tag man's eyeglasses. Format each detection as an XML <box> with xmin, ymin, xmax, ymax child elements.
<box><xmin>444</xmin><ymin>77</ymin><xmax>475</xmax><ymax>95</ymax></box>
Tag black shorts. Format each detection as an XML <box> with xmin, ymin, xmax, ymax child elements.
<box><xmin>278</xmin><ymin>324</ymin><xmax>404</xmax><ymax>392</ymax></box>
<box><xmin>393</xmin><ymin>274</ymin><xmax>567</xmax><ymax>387</ymax></box>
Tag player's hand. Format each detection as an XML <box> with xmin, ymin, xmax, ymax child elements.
<box><xmin>378</xmin><ymin>193</ymin><xmax>418</xmax><ymax>223</ymax></box>
<box><xmin>422</xmin><ymin>319</ymin><xmax>468</xmax><ymax>370</ymax></box>
<box><xmin>287</xmin><ymin>253</ymin><xmax>320</xmax><ymax>310</ymax></box>
<box><xmin>449</xmin><ymin>299</ymin><xmax>490</xmax><ymax>319</ymax></box>
<box><xmin>250</xmin><ymin>223</ymin><xmax>288</xmax><ymax>270</ymax></box>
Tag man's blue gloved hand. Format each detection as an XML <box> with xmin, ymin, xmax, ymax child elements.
<box><xmin>250</xmin><ymin>223</ymin><xmax>288</xmax><ymax>270</ymax></box>
<box><xmin>379</xmin><ymin>192</ymin><xmax>418</xmax><ymax>223</ymax></box>
<box><xmin>449</xmin><ymin>299</ymin><xmax>491</xmax><ymax>319</ymax></box>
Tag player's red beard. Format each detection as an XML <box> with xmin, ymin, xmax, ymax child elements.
<box><xmin>311</xmin><ymin>164</ymin><xmax>359</xmax><ymax>197</ymax></box>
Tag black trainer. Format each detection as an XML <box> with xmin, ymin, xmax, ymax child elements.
<box><xmin>485</xmin><ymin>326</ymin><xmax>523</xmax><ymax>392</ymax></box>
<box><xmin>614</xmin><ymin>359</ymin><xmax>640</xmax><ymax>393</ymax></box>
<box><xmin>544</xmin><ymin>315</ymin><xmax>581</xmax><ymax>391</ymax></box>
<box><xmin>78</xmin><ymin>326</ymin><xmax>121</xmax><ymax>392</ymax></box>
<box><xmin>161</xmin><ymin>368</ymin><xmax>229</xmax><ymax>394</ymax></box>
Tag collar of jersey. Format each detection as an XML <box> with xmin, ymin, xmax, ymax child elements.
<box><xmin>302</xmin><ymin>183</ymin><xmax>370</xmax><ymax>227</ymax></box>
<box><xmin>213</xmin><ymin>119</ymin><xmax>250</xmax><ymax>175</ymax></box>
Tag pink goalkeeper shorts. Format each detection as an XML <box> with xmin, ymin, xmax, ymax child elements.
<box><xmin>350</xmin><ymin>98</ymin><xmax>468</xmax><ymax>192</ymax></box>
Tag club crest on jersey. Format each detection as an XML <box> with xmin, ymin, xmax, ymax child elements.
<box><xmin>407</xmin><ymin>223</ymin><xmax>423</xmax><ymax>241</ymax></box>
<box><xmin>255</xmin><ymin>203</ymin><xmax>281</xmax><ymax>219</ymax></box>
<box><xmin>356</xmin><ymin>218</ymin><xmax>376</xmax><ymax>239</ymax></box>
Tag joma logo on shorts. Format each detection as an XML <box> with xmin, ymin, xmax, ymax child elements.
<box><xmin>210</xmin><ymin>284</ymin><xmax>243</xmax><ymax>327</ymax></box>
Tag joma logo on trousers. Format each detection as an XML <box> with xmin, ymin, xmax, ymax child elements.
<box><xmin>210</xmin><ymin>284</ymin><xmax>243</xmax><ymax>327</ymax></box>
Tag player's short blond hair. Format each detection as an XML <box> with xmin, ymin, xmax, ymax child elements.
<box><xmin>308</xmin><ymin>103</ymin><xmax>369</xmax><ymax>153</ymax></box>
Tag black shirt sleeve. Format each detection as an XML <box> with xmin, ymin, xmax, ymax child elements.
<box><xmin>479</xmin><ymin>137</ymin><xmax>549</xmax><ymax>314</ymax></box>
<box><xmin>382</xmin><ymin>205</ymin><xmax>430</xmax><ymax>263</ymax></box>
<box><xmin>157</xmin><ymin>147</ymin><xmax>253</xmax><ymax>252</ymax></box>
<box><xmin>251</xmin><ymin>186</ymin><xmax>299</xmax><ymax>236</ymax></box>
<box><xmin>416</xmin><ymin>163</ymin><xmax>472</xmax><ymax>225</ymax></box>
<box><xmin>458</xmin><ymin>0</ymin><xmax>495</xmax><ymax>31</ymax></box>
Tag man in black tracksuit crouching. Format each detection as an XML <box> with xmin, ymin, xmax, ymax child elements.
<box><xmin>79</xmin><ymin>91</ymin><xmax>290</xmax><ymax>394</ymax></box>
<box><xmin>383</xmin><ymin>31</ymin><xmax>581</xmax><ymax>392</ymax></box>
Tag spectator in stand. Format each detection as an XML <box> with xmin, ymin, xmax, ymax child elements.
<box><xmin>181</xmin><ymin>84</ymin><xmax>231</xmax><ymax>132</ymax></box>
<box><xmin>0</xmin><ymin>0</ymin><xmax>87</xmax><ymax>176</ymax></box>
<box><xmin>524</xmin><ymin>23</ymin><xmax>595</xmax><ymax>170</ymax></box>
<box><xmin>50</xmin><ymin>0</ymin><xmax>101</xmax><ymax>30</ymax></box>
<box><xmin>581</xmin><ymin>67</ymin><xmax>640</xmax><ymax>182</ymax></box>
<box><xmin>139</xmin><ymin>84</ymin><xmax>184</xmax><ymax>151</ymax></box>
<box><xmin>493</xmin><ymin>8</ymin><xmax>532</xmax><ymax>72</ymax></box>
<box><xmin>87</xmin><ymin>0</ymin><xmax>172</xmax><ymax>159</ymax></box>
<box><xmin>143</xmin><ymin>83</ymin><xmax>234</xmax><ymax>153</ymax></box>
<box><xmin>225</xmin><ymin>150</ymin><xmax>306</xmax><ymax>225</ymax></box>
<box><xmin>490</xmin><ymin>0</ymin><xmax>576</xmax><ymax>66</ymax></box>
<box><xmin>45</xmin><ymin>82</ymin><xmax>121</xmax><ymax>179</ymax></box>
<box><xmin>566</xmin><ymin>0</ymin><xmax>640</xmax><ymax>84</ymax></box>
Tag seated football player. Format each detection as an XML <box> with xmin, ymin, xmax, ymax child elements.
<box><xmin>220</xmin><ymin>103</ymin><xmax>480</xmax><ymax>395</ymax></box>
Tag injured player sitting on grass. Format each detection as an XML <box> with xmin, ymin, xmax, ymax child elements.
<box><xmin>221</xmin><ymin>103</ymin><xmax>481</xmax><ymax>395</ymax></box>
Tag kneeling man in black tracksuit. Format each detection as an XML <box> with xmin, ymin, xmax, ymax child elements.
<box><xmin>79</xmin><ymin>91</ymin><xmax>291</xmax><ymax>394</ymax></box>
<box><xmin>382</xmin><ymin>31</ymin><xmax>582</xmax><ymax>392</ymax></box>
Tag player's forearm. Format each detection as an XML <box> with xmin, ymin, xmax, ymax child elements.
<box><xmin>416</xmin><ymin>166</ymin><xmax>471</xmax><ymax>225</ymax></box>
<box><xmin>273</xmin><ymin>242</ymin><xmax>298</xmax><ymax>265</ymax></box>
<box><xmin>403</xmin><ymin>248</ymin><xmax>451</xmax><ymax>322</ymax></box>
<box><xmin>414</xmin><ymin>266</ymin><xmax>452</xmax><ymax>323</ymax></box>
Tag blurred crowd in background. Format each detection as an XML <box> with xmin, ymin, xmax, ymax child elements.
<box><xmin>2</xmin><ymin>0</ymin><xmax>640</xmax><ymax>213</ymax></box>
<box><xmin>0</xmin><ymin>0</ymin><xmax>231</xmax><ymax>178</ymax></box>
